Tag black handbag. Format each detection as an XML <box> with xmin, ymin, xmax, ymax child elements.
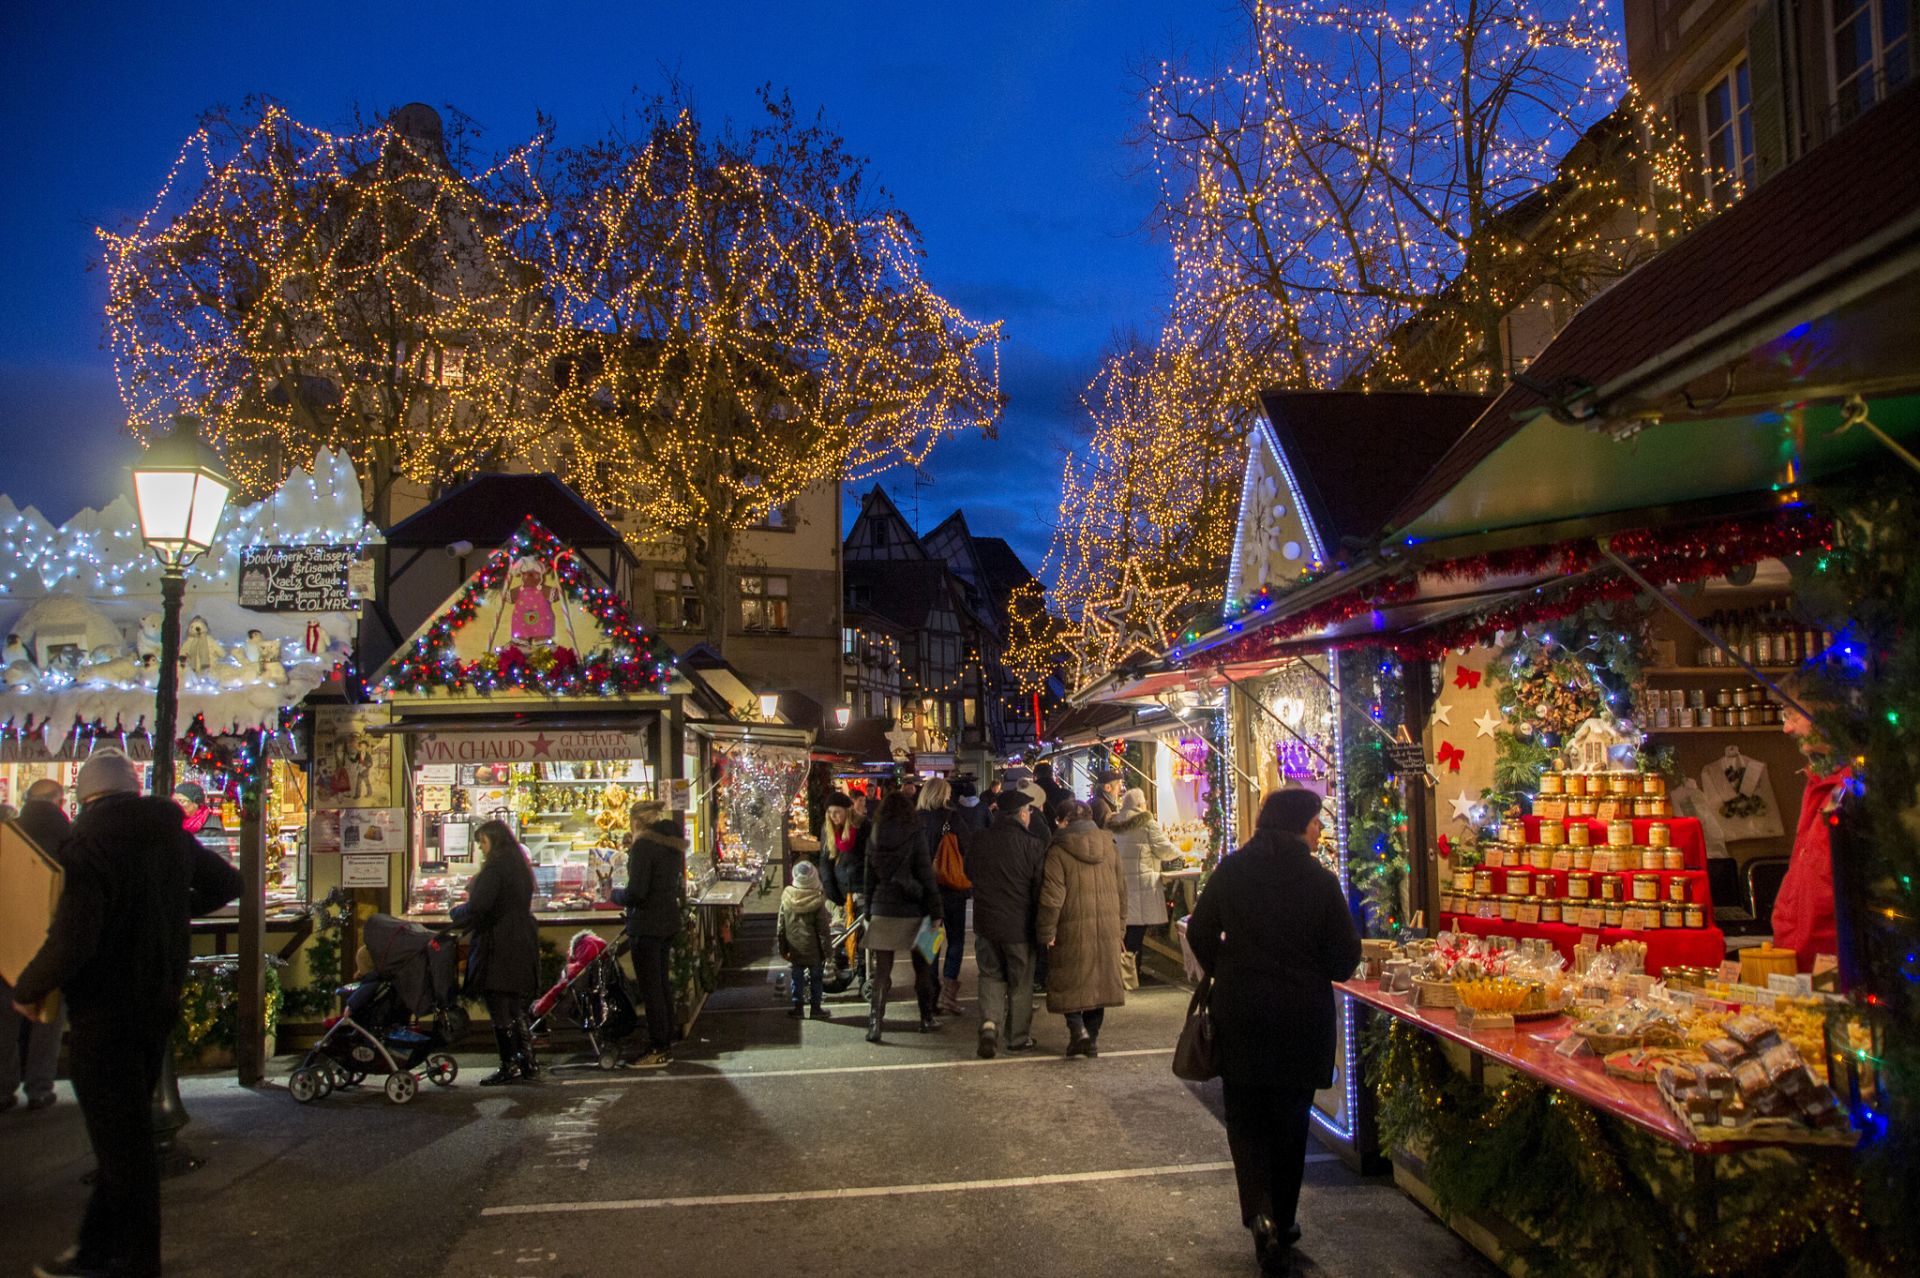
<box><xmin>1171</xmin><ymin>975</ymin><xmax>1218</xmax><ymax>1081</ymax></box>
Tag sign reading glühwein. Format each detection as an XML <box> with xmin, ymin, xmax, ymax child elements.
<box><xmin>238</xmin><ymin>545</ymin><xmax>366</xmax><ymax>613</ymax></box>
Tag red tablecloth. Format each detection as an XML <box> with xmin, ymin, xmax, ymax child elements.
<box><xmin>1440</xmin><ymin>913</ymin><xmax>1727</xmax><ymax>975</ymax></box>
<box><xmin>1519</xmin><ymin>816</ymin><xmax>1707</xmax><ymax>870</ymax></box>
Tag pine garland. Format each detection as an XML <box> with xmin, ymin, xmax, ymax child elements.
<box><xmin>1344</xmin><ymin>647</ymin><xmax>1410</xmax><ymax>937</ymax></box>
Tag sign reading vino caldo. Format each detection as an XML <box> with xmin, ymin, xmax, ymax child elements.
<box><xmin>414</xmin><ymin>729</ymin><xmax>649</xmax><ymax>765</ymax></box>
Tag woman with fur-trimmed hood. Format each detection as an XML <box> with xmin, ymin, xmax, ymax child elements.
<box><xmin>1107</xmin><ymin>787</ymin><xmax>1178</xmax><ymax>963</ymax></box>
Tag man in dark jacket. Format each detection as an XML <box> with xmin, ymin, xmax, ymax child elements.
<box><xmin>12</xmin><ymin>749</ymin><xmax>242</xmax><ymax>1278</ymax></box>
<box><xmin>1188</xmin><ymin>788</ymin><xmax>1361</xmax><ymax>1274</ymax></box>
<box><xmin>962</xmin><ymin>790</ymin><xmax>1047</xmax><ymax>1057</ymax></box>
<box><xmin>2</xmin><ymin>779</ymin><xmax>71</xmax><ymax>1112</ymax></box>
<box><xmin>1088</xmin><ymin>768</ymin><xmax>1125</xmax><ymax>828</ymax></box>
<box><xmin>616</xmin><ymin>815</ymin><xmax>687</xmax><ymax>1068</ymax></box>
<box><xmin>1032</xmin><ymin>762</ymin><xmax>1070</xmax><ymax>815</ymax></box>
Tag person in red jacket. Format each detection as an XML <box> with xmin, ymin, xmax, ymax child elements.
<box><xmin>1773</xmin><ymin>692</ymin><xmax>1851</xmax><ymax>974</ymax></box>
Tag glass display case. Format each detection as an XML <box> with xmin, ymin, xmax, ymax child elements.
<box><xmin>408</xmin><ymin>756</ymin><xmax>657</xmax><ymax>916</ymax></box>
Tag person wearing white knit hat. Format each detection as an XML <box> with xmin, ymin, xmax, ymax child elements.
<box><xmin>12</xmin><ymin>747</ymin><xmax>242</xmax><ymax>1278</ymax></box>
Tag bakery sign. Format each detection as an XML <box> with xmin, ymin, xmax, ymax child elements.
<box><xmin>414</xmin><ymin>729</ymin><xmax>651</xmax><ymax>765</ymax></box>
<box><xmin>238</xmin><ymin>545</ymin><xmax>374</xmax><ymax>612</ymax></box>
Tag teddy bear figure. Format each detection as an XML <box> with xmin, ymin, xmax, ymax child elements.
<box><xmin>181</xmin><ymin>615</ymin><xmax>225</xmax><ymax>675</ymax></box>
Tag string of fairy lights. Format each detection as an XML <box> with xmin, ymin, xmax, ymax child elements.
<box><xmin>1008</xmin><ymin>0</ymin><xmax>1709</xmax><ymax>694</ymax></box>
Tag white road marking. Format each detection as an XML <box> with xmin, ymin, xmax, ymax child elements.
<box><xmin>698</xmin><ymin>998</ymin><xmax>976</xmax><ymax>1015</ymax></box>
<box><xmin>555</xmin><ymin>1046</ymin><xmax>1173</xmax><ymax>1085</ymax></box>
<box><xmin>483</xmin><ymin>1160</ymin><xmax>1236</xmax><ymax>1216</ymax></box>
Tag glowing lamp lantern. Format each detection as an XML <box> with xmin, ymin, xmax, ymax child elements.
<box><xmin>758</xmin><ymin>692</ymin><xmax>781</xmax><ymax>721</ymax></box>
<box><xmin>834</xmin><ymin>705</ymin><xmax>853</xmax><ymax>730</ymax></box>
<box><xmin>132</xmin><ymin>415</ymin><xmax>233</xmax><ymax>799</ymax></box>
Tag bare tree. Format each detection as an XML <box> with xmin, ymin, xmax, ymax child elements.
<box><xmin>542</xmin><ymin>88</ymin><xmax>1003</xmax><ymax>652</ymax></box>
<box><xmin>100</xmin><ymin>98</ymin><xmax>555</xmax><ymax>524</ymax></box>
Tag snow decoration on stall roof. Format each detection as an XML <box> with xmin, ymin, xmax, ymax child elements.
<box><xmin>0</xmin><ymin>450</ymin><xmax>372</xmax><ymax>734</ymax></box>
<box><xmin>378</xmin><ymin>518</ymin><xmax>673</xmax><ymax>699</ymax></box>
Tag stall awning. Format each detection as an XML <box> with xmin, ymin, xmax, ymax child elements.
<box><xmin>1390</xmin><ymin>84</ymin><xmax>1920</xmax><ymax>547</ymax></box>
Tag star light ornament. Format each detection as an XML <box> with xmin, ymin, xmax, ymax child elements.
<box><xmin>1082</xmin><ymin>561</ymin><xmax>1180</xmax><ymax>676</ymax></box>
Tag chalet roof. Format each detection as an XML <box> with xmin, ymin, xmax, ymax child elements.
<box><xmin>971</xmin><ymin>536</ymin><xmax>1037</xmax><ymax>596</ymax></box>
<box><xmin>845</xmin><ymin>484</ymin><xmax>927</xmax><ymax>559</ymax></box>
<box><xmin>844</xmin><ymin>560</ymin><xmax>958</xmax><ymax>632</ymax></box>
<box><xmin>1388</xmin><ymin>82</ymin><xmax>1920</xmax><ymax>534</ymax></box>
<box><xmin>386</xmin><ymin>473</ymin><xmax>630</xmax><ymax>556</ymax></box>
<box><xmin>1256</xmin><ymin>390</ymin><xmax>1489</xmax><ymax>547</ymax></box>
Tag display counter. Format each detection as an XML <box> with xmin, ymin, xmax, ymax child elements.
<box><xmin>1437</xmin><ymin>913</ymin><xmax>1727</xmax><ymax>974</ymax></box>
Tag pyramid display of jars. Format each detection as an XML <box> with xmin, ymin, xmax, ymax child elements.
<box><xmin>1443</xmin><ymin>770</ymin><xmax>1711</xmax><ymax>933</ymax></box>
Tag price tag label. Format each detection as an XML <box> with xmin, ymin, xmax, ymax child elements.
<box><xmin>1554</xmin><ymin>1034</ymin><xmax>1587</xmax><ymax>1058</ymax></box>
<box><xmin>1766</xmin><ymin>973</ymin><xmax>1814</xmax><ymax>997</ymax></box>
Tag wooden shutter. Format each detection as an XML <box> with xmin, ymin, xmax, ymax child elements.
<box><xmin>1748</xmin><ymin>0</ymin><xmax>1792</xmax><ymax>182</ymax></box>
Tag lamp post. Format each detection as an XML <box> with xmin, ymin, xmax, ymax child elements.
<box><xmin>131</xmin><ymin>414</ymin><xmax>232</xmax><ymax>1173</ymax></box>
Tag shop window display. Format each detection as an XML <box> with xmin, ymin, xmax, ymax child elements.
<box><xmin>409</xmin><ymin>756</ymin><xmax>656</xmax><ymax>916</ymax></box>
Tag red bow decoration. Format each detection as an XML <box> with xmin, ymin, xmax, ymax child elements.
<box><xmin>1453</xmin><ymin>665</ymin><xmax>1483</xmax><ymax>690</ymax></box>
<box><xmin>1436</xmin><ymin>741</ymin><xmax>1465</xmax><ymax>772</ymax></box>
<box><xmin>1436</xmin><ymin>835</ymin><xmax>1453</xmax><ymax>860</ymax></box>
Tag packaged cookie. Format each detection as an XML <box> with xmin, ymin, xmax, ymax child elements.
<box><xmin>1702</xmin><ymin>1038</ymin><xmax>1746</xmax><ymax>1068</ymax></box>
<box><xmin>1732</xmin><ymin>1059</ymin><xmax>1769</xmax><ymax>1100</ymax></box>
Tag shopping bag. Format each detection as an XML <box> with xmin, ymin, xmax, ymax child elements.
<box><xmin>1119</xmin><ymin>949</ymin><xmax>1139</xmax><ymax>992</ymax></box>
<box><xmin>1171</xmin><ymin>976</ymin><xmax>1218</xmax><ymax>1082</ymax></box>
<box><xmin>912</xmin><ymin>916</ymin><xmax>945</xmax><ymax>964</ymax></box>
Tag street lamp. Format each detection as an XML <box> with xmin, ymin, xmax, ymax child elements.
<box><xmin>833</xmin><ymin>704</ymin><xmax>852</xmax><ymax>730</ymax></box>
<box><xmin>757</xmin><ymin>692</ymin><xmax>780</xmax><ymax>721</ymax></box>
<box><xmin>132</xmin><ymin>415</ymin><xmax>232</xmax><ymax>798</ymax></box>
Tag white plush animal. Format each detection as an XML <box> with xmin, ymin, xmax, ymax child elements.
<box><xmin>181</xmin><ymin>615</ymin><xmax>225</xmax><ymax>674</ymax></box>
<box><xmin>135</xmin><ymin>613</ymin><xmax>165</xmax><ymax>661</ymax></box>
<box><xmin>79</xmin><ymin>646</ymin><xmax>141</xmax><ymax>687</ymax></box>
<box><xmin>3</xmin><ymin>660</ymin><xmax>37</xmax><ymax>688</ymax></box>
<box><xmin>3</xmin><ymin>634</ymin><xmax>34</xmax><ymax>668</ymax></box>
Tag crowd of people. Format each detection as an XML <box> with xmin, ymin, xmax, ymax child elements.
<box><xmin>4</xmin><ymin>751</ymin><xmax>1359</xmax><ymax>1277</ymax></box>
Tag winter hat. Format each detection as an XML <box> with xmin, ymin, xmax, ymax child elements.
<box><xmin>1095</xmin><ymin>768</ymin><xmax>1124</xmax><ymax>785</ymax></box>
<box><xmin>77</xmin><ymin>748</ymin><xmax>142</xmax><ymax>803</ymax></box>
<box><xmin>994</xmin><ymin>790</ymin><xmax>1033</xmax><ymax>814</ymax></box>
<box><xmin>825</xmin><ymin>792</ymin><xmax>853</xmax><ymax>811</ymax></box>
<box><xmin>1257</xmin><ymin>787</ymin><xmax>1324</xmax><ymax>834</ymax></box>
<box><xmin>791</xmin><ymin>860</ymin><xmax>821</xmax><ymax>891</ymax></box>
<box><xmin>173</xmin><ymin>780</ymin><xmax>207</xmax><ymax>808</ymax></box>
<box><xmin>953</xmin><ymin>777</ymin><xmax>978</xmax><ymax>799</ymax></box>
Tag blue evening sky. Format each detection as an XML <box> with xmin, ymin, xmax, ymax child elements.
<box><xmin>0</xmin><ymin>0</ymin><xmax>1246</xmax><ymax>577</ymax></box>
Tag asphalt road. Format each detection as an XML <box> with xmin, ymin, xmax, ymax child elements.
<box><xmin>0</xmin><ymin>920</ymin><xmax>1492</xmax><ymax>1278</ymax></box>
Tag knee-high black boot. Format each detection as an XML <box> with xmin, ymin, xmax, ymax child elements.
<box><xmin>481</xmin><ymin>1024</ymin><xmax>518</xmax><ymax>1086</ymax></box>
<box><xmin>511</xmin><ymin>1015</ymin><xmax>540</xmax><ymax>1082</ymax></box>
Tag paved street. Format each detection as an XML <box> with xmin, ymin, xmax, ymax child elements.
<box><xmin>0</xmin><ymin>920</ymin><xmax>1490</xmax><ymax>1278</ymax></box>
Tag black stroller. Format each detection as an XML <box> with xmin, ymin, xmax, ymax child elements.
<box><xmin>289</xmin><ymin>915</ymin><xmax>470</xmax><ymax>1105</ymax></box>
<box><xmin>527</xmin><ymin>928</ymin><xmax>639</xmax><ymax>1070</ymax></box>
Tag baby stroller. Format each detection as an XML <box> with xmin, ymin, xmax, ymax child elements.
<box><xmin>289</xmin><ymin>915</ymin><xmax>469</xmax><ymax>1105</ymax></box>
<box><xmin>528</xmin><ymin>929</ymin><xmax>639</xmax><ymax>1070</ymax></box>
<box><xmin>821</xmin><ymin>904</ymin><xmax>870</xmax><ymax>1000</ymax></box>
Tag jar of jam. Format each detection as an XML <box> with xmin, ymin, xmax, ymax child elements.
<box><xmin>1607</xmin><ymin>819</ymin><xmax>1633</xmax><ymax>847</ymax></box>
<box><xmin>1499</xmin><ymin>895</ymin><xmax>1519</xmax><ymax>923</ymax></box>
<box><xmin>1537</xmin><ymin>876</ymin><xmax>1560</xmax><ymax>899</ymax></box>
<box><xmin>1539</xmin><ymin>899</ymin><xmax>1561</xmax><ymax>925</ymax></box>
<box><xmin>1685</xmin><ymin>903</ymin><xmax>1705</xmax><ymax>929</ymax></box>
<box><xmin>1550</xmin><ymin>847</ymin><xmax>1573</xmax><ymax>872</ymax></box>
<box><xmin>1662</xmin><ymin>846</ymin><xmax>1686</xmax><ymax>872</ymax></box>
<box><xmin>1518</xmin><ymin>896</ymin><xmax>1541</xmax><ymax>925</ymax></box>
<box><xmin>1640</xmin><ymin>906</ymin><xmax>1663</xmax><ymax>931</ymax></box>
<box><xmin>1571</xmin><ymin>846</ymin><xmax>1593</xmax><ymax>872</ymax></box>
<box><xmin>1484</xmin><ymin>842</ymin><xmax>1506</xmax><ymax>868</ymax></box>
<box><xmin>1539</xmin><ymin>819</ymin><xmax>1566</xmax><ymax>847</ymax></box>
<box><xmin>1539</xmin><ymin>771</ymin><xmax>1565</xmax><ymax>795</ymax></box>
<box><xmin>1603</xmin><ymin>903</ymin><xmax>1626</xmax><ymax>928</ymax></box>
<box><xmin>1667</xmin><ymin>876</ymin><xmax>1690</xmax><ymax>903</ymax></box>
<box><xmin>1589</xmin><ymin>847</ymin><xmax>1614</xmax><ymax>874</ymax></box>
<box><xmin>1508</xmin><ymin>869</ymin><xmax>1533</xmax><ymax>896</ymax></box>
<box><xmin>1564</xmin><ymin>772</ymin><xmax>1588</xmax><ymax>797</ymax></box>
<box><xmin>1452</xmin><ymin>867</ymin><xmax>1476</xmax><ymax>893</ymax></box>
<box><xmin>1474</xmin><ymin>869</ymin><xmax>1494</xmax><ymax>895</ymax></box>
<box><xmin>1632</xmin><ymin>873</ymin><xmax>1660</xmax><ymax>902</ymax></box>
<box><xmin>1648</xmin><ymin>822</ymin><xmax>1672</xmax><ymax>849</ymax></box>
<box><xmin>1642</xmin><ymin>774</ymin><xmax>1666</xmax><ymax>797</ymax></box>
<box><xmin>1499</xmin><ymin>820</ymin><xmax>1522</xmax><ymax>845</ymax></box>
<box><xmin>1643</xmin><ymin>847</ymin><xmax>1667</xmax><ymax>871</ymax></box>
<box><xmin>1662</xmin><ymin>903</ymin><xmax>1686</xmax><ymax>929</ymax></box>
<box><xmin>1567</xmin><ymin>821</ymin><xmax>1591</xmax><ymax>848</ymax></box>
<box><xmin>1600</xmin><ymin>875</ymin><xmax>1622</xmax><ymax>902</ymax></box>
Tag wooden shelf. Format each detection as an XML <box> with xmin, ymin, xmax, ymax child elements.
<box><xmin>1644</xmin><ymin>666</ymin><xmax>1798</xmax><ymax>676</ymax></box>
<box><xmin>1645</xmin><ymin>725</ymin><xmax>1783</xmax><ymax>735</ymax></box>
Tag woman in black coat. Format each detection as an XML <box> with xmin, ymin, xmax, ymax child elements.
<box><xmin>451</xmin><ymin>820</ymin><xmax>542</xmax><ymax>1085</ymax></box>
<box><xmin>1188</xmin><ymin>789</ymin><xmax>1362</xmax><ymax>1274</ymax></box>
<box><xmin>617</xmin><ymin>815</ymin><xmax>687</xmax><ymax>1067</ymax></box>
<box><xmin>862</xmin><ymin>791</ymin><xmax>943</xmax><ymax>1042</ymax></box>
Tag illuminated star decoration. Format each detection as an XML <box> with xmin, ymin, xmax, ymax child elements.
<box><xmin>1448</xmin><ymin>790</ymin><xmax>1480</xmax><ymax>824</ymax></box>
<box><xmin>1083</xmin><ymin>561</ymin><xmax>1180</xmax><ymax>674</ymax></box>
<box><xmin>1430</xmin><ymin>700</ymin><xmax>1453</xmax><ymax>727</ymax></box>
<box><xmin>1474</xmin><ymin>709</ymin><xmax>1502</xmax><ymax>738</ymax></box>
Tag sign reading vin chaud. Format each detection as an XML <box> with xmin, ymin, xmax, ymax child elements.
<box><xmin>414</xmin><ymin>729</ymin><xmax>650</xmax><ymax>764</ymax></box>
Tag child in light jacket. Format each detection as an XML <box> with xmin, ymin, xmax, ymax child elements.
<box><xmin>777</xmin><ymin>860</ymin><xmax>835</xmax><ymax>1019</ymax></box>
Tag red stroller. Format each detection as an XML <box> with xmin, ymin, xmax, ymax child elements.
<box><xmin>528</xmin><ymin>929</ymin><xmax>639</xmax><ymax>1070</ymax></box>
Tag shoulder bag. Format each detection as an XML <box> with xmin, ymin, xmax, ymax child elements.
<box><xmin>933</xmin><ymin>818</ymin><xmax>971</xmax><ymax>890</ymax></box>
<box><xmin>1171</xmin><ymin>975</ymin><xmax>1218</xmax><ymax>1082</ymax></box>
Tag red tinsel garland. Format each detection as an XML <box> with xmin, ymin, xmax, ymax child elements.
<box><xmin>1183</xmin><ymin>509</ymin><xmax>1830</xmax><ymax>668</ymax></box>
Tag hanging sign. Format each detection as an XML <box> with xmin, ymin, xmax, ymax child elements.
<box><xmin>238</xmin><ymin>545</ymin><xmax>370</xmax><ymax>612</ymax></box>
<box><xmin>414</xmin><ymin>728</ymin><xmax>652</xmax><ymax>765</ymax></box>
<box><xmin>1384</xmin><ymin>726</ymin><xmax>1431</xmax><ymax>779</ymax></box>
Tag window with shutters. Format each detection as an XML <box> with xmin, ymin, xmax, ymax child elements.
<box><xmin>1830</xmin><ymin>0</ymin><xmax>1912</xmax><ymax>125</ymax></box>
<box><xmin>1701</xmin><ymin>59</ymin><xmax>1756</xmax><ymax>207</ymax></box>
